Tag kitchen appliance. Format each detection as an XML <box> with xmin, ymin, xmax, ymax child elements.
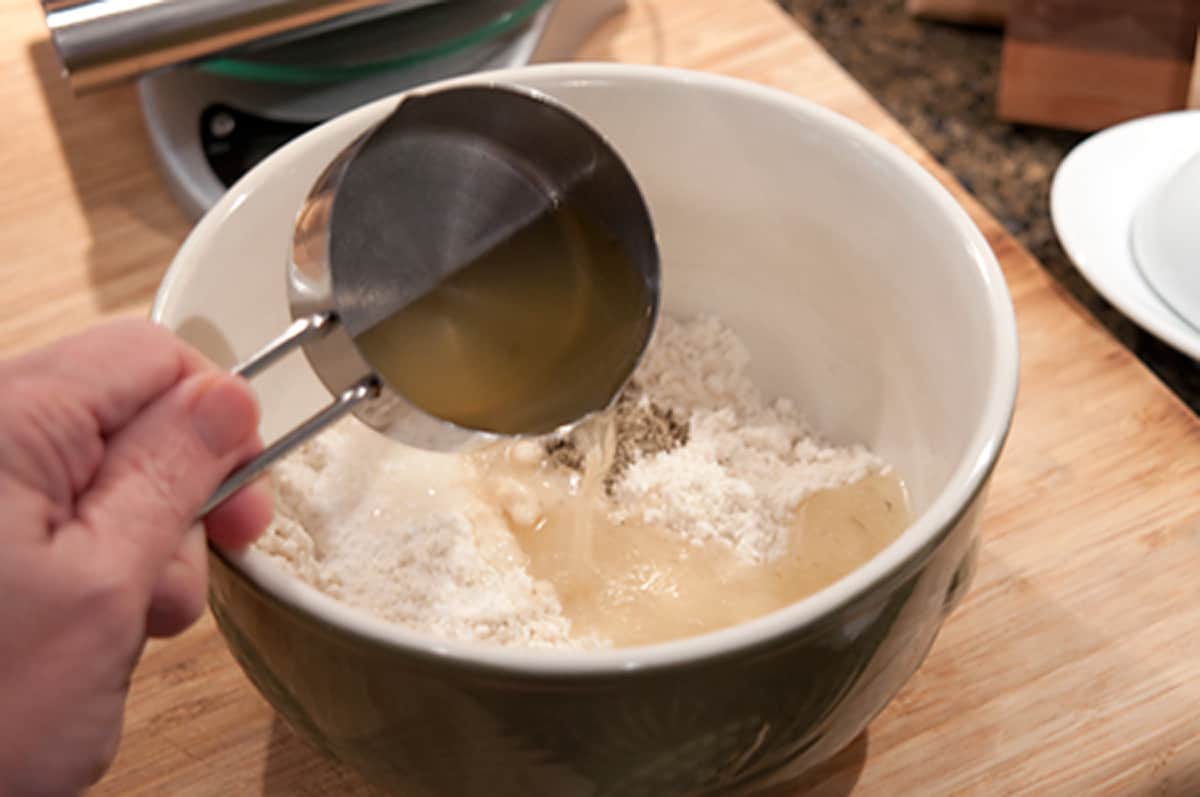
<box><xmin>45</xmin><ymin>0</ymin><xmax>624</xmax><ymax>217</ymax></box>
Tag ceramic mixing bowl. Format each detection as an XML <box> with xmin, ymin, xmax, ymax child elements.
<box><xmin>153</xmin><ymin>63</ymin><xmax>1019</xmax><ymax>796</ymax></box>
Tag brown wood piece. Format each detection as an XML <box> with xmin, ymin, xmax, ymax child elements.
<box><xmin>998</xmin><ymin>0</ymin><xmax>1200</xmax><ymax>131</ymax></box>
<box><xmin>1189</xmin><ymin>26</ymin><xmax>1200</xmax><ymax>108</ymax></box>
<box><xmin>997</xmin><ymin>39</ymin><xmax>1193</xmax><ymax>130</ymax></box>
<box><xmin>906</xmin><ymin>0</ymin><xmax>1008</xmax><ymax>27</ymax></box>
<box><xmin>1005</xmin><ymin>0</ymin><xmax>1200</xmax><ymax>61</ymax></box>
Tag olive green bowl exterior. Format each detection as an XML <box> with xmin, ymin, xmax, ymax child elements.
<box><xmin>208</xmin><ymin>487</ymin><xmax>983</xmax><ymax>796</ymax></box>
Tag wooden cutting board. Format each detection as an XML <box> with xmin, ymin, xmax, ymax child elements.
<box><xmin>2</xmin><ymin>0</ymin><xmax>1198</xmax><ymax>794</ymax></box>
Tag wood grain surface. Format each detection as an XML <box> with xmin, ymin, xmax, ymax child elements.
<box><xmin>1</xmin><ymin>0</ymin><xmax>1198</xmax><ymax>794</ymax></box>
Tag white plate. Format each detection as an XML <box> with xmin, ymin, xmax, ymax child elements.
<box><xmin>1050</xmin><ymin>110</ymin><xmax>1200</xmax><ymax>361</ymax></box>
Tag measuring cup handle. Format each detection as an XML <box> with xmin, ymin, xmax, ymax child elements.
<box><xmin>234</xmin><ymin>313</ymin><xmax>333</xmax><ymax>379</ymax></box>
<box><xmin>196</xmin><ymin>310</ymin><xmax>343</xmax><ymax>517</ymax></box>
<box><xmin>199</xmin><ymin>376</ymin><xmax>380</xmax><ymax>518</ymax></box>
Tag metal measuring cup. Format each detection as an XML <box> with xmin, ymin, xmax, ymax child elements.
<box><xmin>201</xmin><ymin>84</ymin><xmax>660</xmax><ymax>515</ymax></box>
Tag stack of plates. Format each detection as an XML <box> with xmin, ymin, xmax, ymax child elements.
<box><xmin>1051</xmin><ymin>110</ymin><xmax>1200</xmax><ymax>360</ymax></box>
<box><xmin>200</xmin><ymin>0</ymin><xmax>547</xmax><ymax>88</ymax></box>
<box><xmin>139</xmin><ymin>0</ymin><xmax>602</xmax><ymax>217</ymax></box>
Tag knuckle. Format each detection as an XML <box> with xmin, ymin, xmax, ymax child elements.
<box><xmin>102</xmin><ymin>317</ymin><xmax>193</xmax><ymax>376</ymax></box>
<box><xmin>66</xmin><ymin>552</ymin><xmax>147</xmax><ymax>644</ymax></box>
<box><xmin>119</xmin><ymin>435</ymin><xmax>201</xmax><ymax>529</ymax></box>
<box><xmin>159</xmin><ymin>569</ymin><xmax>208</xmax><ymax>625</ymax></box>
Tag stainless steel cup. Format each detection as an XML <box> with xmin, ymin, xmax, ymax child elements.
<box><xmin>201</xmin><ymin>83</ymin><xmax>659</xmax><ymax>514</ymax></box>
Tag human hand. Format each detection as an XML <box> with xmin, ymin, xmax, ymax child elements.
<box><xmin>0</xmin><ymin>319</ymin><xmax>273</xmax><ymax>796</ymax></box>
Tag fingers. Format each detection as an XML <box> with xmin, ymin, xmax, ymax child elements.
<box><xmin>72</xmin><ymin>370</ymin><xmax>263</xmax><ymax>589</ymax></box>
<box><xmin>205</xmin><ymin>481</ymin><xmax>274</xmax><ymax>550</ymax></box>
<box><xmin>145</xmin><ymin>524</ymin><xmax>208</xmax><ymax>638</ymax></box>
<box><xmin>15</xmin><ymin>318</ymin><xmax>212</xmax><ymax>437</ymax></box>
<box><xmin>0</xmin><ymin>474</ymin><xmax>64</xmax><ymax>542</ymax></box>
<box><xmin>144</xmin><ymin>482</ymin><xmax>273</xmax><ymax>638</ymax></box>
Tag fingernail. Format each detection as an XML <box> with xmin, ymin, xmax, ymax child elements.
<box><xmin>189</xmin><ymin>374</ymin><xmax>256</xmax><ymax>457</ymax></box>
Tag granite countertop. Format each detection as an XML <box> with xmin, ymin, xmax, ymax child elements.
<box><xmin>780</xmin><ymin>0</ymin><xmax>1200</xmax><ymax>413</ymax></box>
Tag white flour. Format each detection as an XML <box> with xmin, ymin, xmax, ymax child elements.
<box><xmin>257</xmin><ymin>315</ymin><xmax>884</xmax><ymax>647</ymax></box>
<box><xmin>258</xmin><ymin>425</ymin><xmax>578</xmax><ymax>648</ymax></box>
<box><xmin>610</xmin><ymin>316</ymin><xmax>881</xmax><ymax>564</ymax></box>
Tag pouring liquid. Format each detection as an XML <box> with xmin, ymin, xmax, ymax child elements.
<box><xmin>355</xmin><ymin>206</ymin><xmax>653</xmax><ymax>436</ymax></box>
<box><xmin>474</xmin><ymin>416</ymin><xmax>912</xmax><ymax>648</ymax></box>
<box><xmin>355</xmin><ymin>203</ymin><xmax>909</xmax><ymax>648</ymax></box>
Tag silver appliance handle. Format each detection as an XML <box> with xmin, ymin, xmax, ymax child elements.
<box><xmin>45</xmin><ymin>0</ymin><xmax>437</xmax><ymax>92</ymax></box>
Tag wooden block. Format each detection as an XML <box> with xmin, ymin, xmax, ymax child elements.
<box><xmin>997</xmin><ymin>40</ymin><xmax>1194</xmax><ymax>130</ymax></box>
<box><xmin>998</xmin><ymin>0</ymin><xmax>1200</xmax><ymax>131</ymax></box>
<box><xmin>1189</xmin><ymin>26</ymin><xmax>1200</xmax><ymax>108</ymax></box>
<box><xmin>906</xmin><ymin>0</ymin><xmax>1008</xmax><ymax>27</ymax></box>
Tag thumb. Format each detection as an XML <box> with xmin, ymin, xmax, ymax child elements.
<box><xmin>75</xmin><ymin>371</ymin><xmax>262</xmax><ymax>587</ymax></box>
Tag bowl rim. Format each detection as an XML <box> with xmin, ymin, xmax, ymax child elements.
<box><xmin>155</xmin><ymin>61</ymin><xmax>1020</xmax><ymax>676</ymax></box>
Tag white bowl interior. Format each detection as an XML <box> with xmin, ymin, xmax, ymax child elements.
<box><xmin>546</xmin><ymin>75</ymin><xmax>1004</xmax><ymax>512</ymax></box>
<box><xmin>155</xmin><ymin>64</ymin><xmax>1016</xmax><ymax>669</ymax></box>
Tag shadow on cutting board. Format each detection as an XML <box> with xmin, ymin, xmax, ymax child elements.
<box><xmin>26</xmin><ymin>39</ymin><xmax>191</xmax><ymax>314</ymax></box>
<box><xmin>261</xmin><ymin>715</ymin><xmax>386</xmax><ymax>797</ymax></box>
<box><xmin>573</xmin><ymin>0</ymin><xmax>666</xmax><ymax>64</ymax></box>
<box><xmin>750</xmin><ymin>730</ymin><xmax>869</xmax><ymax>797</ymax></box>
<box><xmin>259</xmin><ymin>711</ymin><xmax>867</xmax><ymax>796</ymax></box>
